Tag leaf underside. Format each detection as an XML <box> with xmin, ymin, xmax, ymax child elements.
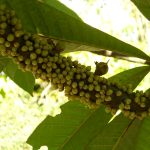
<box><xmin>0</xmin><ymin>0</ymin><xmax>149</xmax><ymax>61</ymax></box>
<box><xmin>0</xmin><ymin>56</ymin><xmax>35</xmax><ymax>95</ymax></box>
<box><xmin>131</xmin><ymin>0</ymin><xmax>150</xmax><ymax>21</ymax></box>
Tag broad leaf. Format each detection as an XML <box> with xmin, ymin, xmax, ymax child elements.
<box><xmin>109</xmin><ymin>66</ymin><xmax>150</xmax><ymax>89</ymax></box>
<box><xmin>27</xmin><ymin>101</ymin><xmax>111</xmax><ymax>149</ymax></box>
<box><xmin>43</xmin><ymin>0</ymin><xmax>82</xmax><ymax>20</ymax></box>
<box><xmin>14</xmin><ymin>70</ymin><xmax>35</xmax><ymax>96</ymax></box>
<box><xmin>86</xmin><ymin>66</ymin><xmax>150</xmax><ymax>150</ymax></box>
<box><xmin>1</xmin><ymin>0</ymin><xmax>150</xmax><ymax>60</ymax></box>
<box><xmin>87</xmin><ymin>115</ymin><xmax>130</xmax><ymax>150</ymax></box>
<box><xmin>0</xmin><ymin>56</ymin><xmax>35</xmax><ymax>95</ymax></box>
<box><xmin>0</xmin><ymin>63</ymin><xmax>3</xmax><ymax>73</ymax></box>
<box><xmin>113</xmin><ymin>118</ymin><xmax>150</xmax><ymax>150</ymax></box>
<box><xmin>131</xmin><ymin>0</ymin><xmax>150</xmax><ymax>21</ymax></box>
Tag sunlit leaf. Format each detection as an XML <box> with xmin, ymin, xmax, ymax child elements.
<box><xmin>113</xmin><ymin>118</ymin><xmax>150</xmax><ymax>150</ymax></box>
<box><xmin>131</xmin><ymin>0</ymin><xmax>150</xmax><ymax>21</ymax></box>
<box><xmin>27</xmin><ymin>101</ymin><xmax>111</xmax><ymax>149</ymax></box>
<box><xmin>0</xmin><ymin>0</ymin><xmax>149</xmax><ymax>60</ymax></box>
<box><xmin>109</xmin><ymin>66</ymin><xmax>150</xmax><ymax>89</ymax></box>
<box><xmin>14</xmin><ymin>70</ymin><xmax>35</xmax><ymax>95</ymax></box>
<box><xmin>86</xmin><ymin>66</ymin><xmax>150</xmax><ymax>150</ymax></box>
<box><xmin>87</xmin><ymin>115</ymin><xmax>130</xmax><ymax>150</ymax></box>
<box><xmin>0</xmin><ymin>56</ymin><xmax>35</xmax><ymax>95</ymax></box>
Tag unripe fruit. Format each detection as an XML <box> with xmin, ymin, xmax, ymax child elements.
<box><xmin>0</xmin><ymin>37</ymin><xmax>5</xmax><ymax>44</ymax></box>
<box><xmin>106</xmin><ymin>89</ymin><xmax>113</xmax><ymax>96</ymax></box>
<box><xmin>72</xmin><ymin>82</ymin><xmax>78</xmax><ymax>88</ymax></box>
<box><xmin>11</xmin><ymin>17</ymin><xmax>18</xmax><ymax>25</ymax></box>
<box><xmin>95</xmin><ymin>85</ymin><xmax>101</xmax><ymax>92</ymax></box>
<box><xmin>21</xmin><ymin>46</ymin><xmax>28</xmax><ymax>52</ymax></box>
<box><xmin>42</xmin><ymin>50</ymin><xmax>49</xmax><ymax>57</ymax></box>
<box><xmin>35</xmin><ymin>49</ymin><xmax>41</xmax><ymax>54</ymax></box>
<box><xmin>30</xmin><ymin>53</ymin><xmax>37</xmax><ymax>60</ymax></box>
<box><xmin>125</xmin><ymin>98</ymin><xmax>131</xmax><ymax>104</ymax></box>
<box><xmin>105</xmin><ymin>96</ymin><xmax>112</xmax><ymax>102</ymax></box>
<box><xmin>116</xmin><ymin>91</ymin><xmax>122</xmax><ymax>96</ymax></box>
<box><xmin>105</xmin><ymin>106</ymin><xmax>111</xmax><ymax>113</ymax></box>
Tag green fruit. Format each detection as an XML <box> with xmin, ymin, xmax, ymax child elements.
<box><xmin>11</xmin><ymin>17</ymin><xmax>18</xmax><ymax>25</ymax></box>
<box><xmin>105</xmin><ymin>106</ymin><xmax>111</xmax><ymax>113</ymax></box>
<box><xmin>116</xmin><ymin>91</ymin><xmax>122</xmax><ymax>96</ymax></box>
<box><xmin>14</xmin><ymin>42</ymin><xmax>20</xmax><ymax>48</ymax></box>
<box><xmin>83</xmin><ymin>85</ymin><xmax>88</xmax><ymax>90</ymax></box>
<box><xmin>0</xmin><ymin>29</ymin><xmax>5</xmax><ymax>35</ymax></box>
<box><xmin>18</xmin><ymin>55</ymin><xmax>24</xmax><ymax>61</ymax></box>
<box><xmin>29</xmin><ymin>46</ymin><xmax>33</xmax><ymax>51</ymax></box>
<box><xmin>35</xmin><ymin>49</ymin><xmax>41</xmax><ymax>54</ymax></box>
<box><xmin>72</xmin><ymin>82</ymin><xmax>78</xmax><ymax>88</ymax></box>
<box><xmin>79</xmin><ymin>91</ymin><xmax>85</xmax><ymax>97</ymax></box>
<box><xmin>0</xmin><ymin>37</ymin><xmax>5</xmax><ymax>44</ymax></box>
<box><xmin>72</xmin><ymin>88</ymin><xmax>78</xmax><ymax>94</ymax></box>
<box><xmin>106</xmin><ymin>89</ymin><xmax>113</xmax><ymax>96</ymax></box>
<box><xmin>21</xmin><ymin>46</ymin><xmax>28</xmax><ymax>52</ymax></box>
<box><xmin>15</xmin><ymin>22</ymin><xmax>22</xmax><ymax>30</ymax></box>
<box><xmin>15</xmin><ymin>31</ymin><xmax>24</xmax><ymax>37</ymax></box>
<box><xmin>140</xmin><ymin>103</ymin><xmax>146</xmax><ymax>108</ymax></box>
<box><xmin>124</xmin><ymin>104</ymin><xmax>130</xmax><ymax>110</ymax></box>
<box><xmin>79</xmin><ymin>81</ymin><xmax>84</xmax><ymax>87</ymax></box>
<box><xmin>95</xmin><ymin>85</ymin><xmax>101</xmax><ymax>91</ymax></box>
<box><xmin>46</xmin><ymin>68</ymin><xmax>52</xmax><ymax>73</ymax></box>
<box><xmin>32</xmin><ymin>60</ymin><xmax>37</xmax><ymax>66</ymax></box>
<box><xmin>0</xmin><ymin>22</ymin><xmax>7</xmax><ymax>29</ymax></box>
<box><xmin>37</xmin><ymin>57</ymin><xmax>43</xmax><ymax>63</ymax></box>
<box><xmin>41</xmin><ymin>50</ymin><xmax>49</xmax><ymax>57</ymax></box>
<box><xmin>85</xmin><ymin>93</ymin><xmax>90</xmax><ymax>98</ymax></box>
<box><xmin>0</xmin><ymin>44</ymin><xmax>6</xmax><ymax>51</ymax></box>
<box><xmin>42</xmin><ymin>64</ymin><xmax>47</xmax><ymax>69</ymax></box>
<box><xmin>30</xmin><ymin>53</ymin><xmax>37</xmax><ymax>60</ymax></box>
<box><xmin>25</xmin><ymin>59</ymin><xmax>31</xmax><ymax>65</ymax></box>
<box><xmin>125</xmin><ymin>98</ymin><xmax>131</xmax><ymax>104</ymax></box>
<box><xmin>88</xmin><ymin>76</ymin><xmax>93</xmax><ymax>83</ymax></box>
<box><xmin>88</xmin><ymin>84</ymin><xmax>94</xmax><ymax>91</ymax></box>
<box><xmin>5</xmin><ymin>41</ymin><xmax>10</xmax><ymax>47</ymax></box>
<box><xmin>66</xmin><ymin>75</ymin><xmax>71</xmax><ymax>81</ymax></box>
<box><xmin>105</xmin><ymin>96</ymin><xmax>112</xmax><ymax>102</ymax></box>
<box><xmin>119</xmin><ymin>103</ymin><xmax>124</xmax><ymax>110</ymax></box>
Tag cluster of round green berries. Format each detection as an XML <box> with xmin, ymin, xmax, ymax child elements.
<box><xmin>0</xmin><ymin>5</ymin><xmax>150</xmax><ymax>120</ymax></box>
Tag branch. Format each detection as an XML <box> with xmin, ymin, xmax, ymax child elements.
<box><xmin>0</xmin><ymin>5</ymin><xmax>150</xmax><ymax>121</ymax></box>
<box><xmin>93</xmin><ymin>50</ymin><xmax>150</xmax><ymax>65</ymax></box>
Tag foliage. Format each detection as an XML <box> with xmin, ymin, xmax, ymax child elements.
<box><xmin>0</xmin><ymin>0</ymin><xmax>150</xmax><ymax>149</ymax></box>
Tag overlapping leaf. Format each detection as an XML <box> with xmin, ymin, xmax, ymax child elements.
<box><xmin>86</xmin><ymin>66</ymin><xmax>150</xmax><ymax>150</ymax></box>
<box><xmin>0</xmin><ymin>0</ymin><xmax>149</xmax><ymax>61</ymax></box>
<box><xmin>109</xmin><ymin>66</ymin><xmax>150</xmax><ymax>90</ymax></box>
<box><xmin>27</xmin><ymin>101</ymin><xmax>111</xmax><ymax>149</ymax></box>
<box><xmin>0</xmin><ymin>56</ymin><xmax>35</xmax><ymax>95</ymax></box>
<box><xmin>131</xmin><ymin>0</ymin><xmax>150</xmax><ymax>21</ymax></box>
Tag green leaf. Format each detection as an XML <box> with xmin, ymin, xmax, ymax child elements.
<box><xmin>27</xmin><ymin>101</ymin><xmax>111</xmax><ymax>149</ymax></box>
<box><xmin>14</xmin><ymin>70</ymin><xmax>35</xmax><ymax>96</ymax></box>
<box><xmin>131</xmin><ymin>0</ymin><xmax>150</xmax><ymax>21</ymax></box>
<box><xmin>112</xmin><ymin>118</ymin><xmax>150</xmax><ymax>150</ymax></box>
<box><xmin>0</xmin><ymin>89</ymin><xmax>6</xmax><ymax>98</ymax></box>
<box><xmin>42</xmin><ymin>0</ymin><xmax>82</xmax><ymax>20</ymax></box>
<box><xmin>109</xmin><ymin>66</ymin><xmax>150</xmax><ymax>89</ymax></box>
<box><xmin>0</xmin><ymin>56</ymin><xmax>35</xmax><ymax>95</ymax></box>
<box><xmin>1</xmin><ymin>0</ymin><xmax>150</xmax><ymax>61</ymax></box>
<box><xmin>87</xmin><ymin>115</ymin><xmax>130</xmax><ymax>150</ymax></box>
<box><xmin>0</xmin><ymin>63</ymin><xmax>3</xmax><ymax>73</ymax></box>
<box><xmin>86</xmin><ymin>66</ymin><xmax>150</xmax><ymax>150</ymax></box>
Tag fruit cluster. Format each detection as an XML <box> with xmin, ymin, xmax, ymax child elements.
<box><xmin>0</xmin><ymin>5</ymin><xmax>150</xmax><ymax>120</ymax></box>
